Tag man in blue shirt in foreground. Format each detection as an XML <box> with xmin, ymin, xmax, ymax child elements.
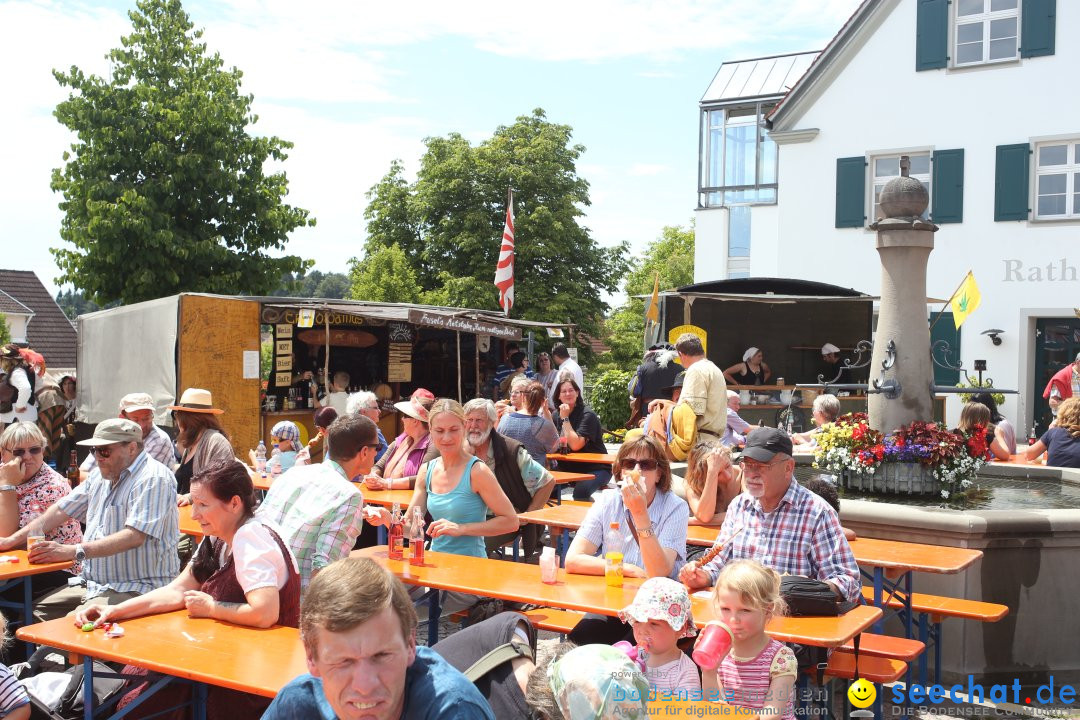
<box><xmin>263</xmin><ymin>557</ymin><xmax>494</xmax><ymax>720</ymax></box>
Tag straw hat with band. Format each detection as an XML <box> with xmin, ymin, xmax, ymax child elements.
<box><xmin>167</xmin><ymin>388</ymin><xmax>224</xmax><ymax>415</ymax></box>
<box><xmin>393</xmin><ymin>388</ymin><xmax>434</xmax><ymax>423</ymax></box>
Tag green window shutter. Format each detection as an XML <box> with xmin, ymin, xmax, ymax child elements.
<box><xmin>835</xmin><ymin>157</ymin><xmax>867</xmax><ymax>228</ymax></box>
<box><xmin>994</xmin><ymin>144</ymin><xmax>1031</xmax><ymax>221</ymax></box>
<box><xmin>931</xmin><ymin>149</ymin><xmax>964</xmax><ymax>224</ymax></box>
<box><xmin>916</xmin><ymin>0</ymin><xmax>949</xmax><ymax>70</ymax></box>
<box><xmin>930</xmin><ymin>313</ymin><xmax>961</xmax><ymax>386</ymax></box>
<box><xmin>1020</xmin><ymin>0</ymin><xmax>1056</xmax><ymax>58</ymax></box>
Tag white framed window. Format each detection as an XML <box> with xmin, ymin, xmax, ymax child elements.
<box><xmin>1035</xmin><ymin>141</ymin><xmax>1080</xmax><ymax>219</ymax></box>
<box><xmin>954</xmin><ymin>0</ymin><xmax>1019</xmax><ymax>67</ymax></box>
<box><xmin>700</xmin><ymin>102</ymin><xmax>778</xmax><ymax>208</ymax></box>
<box><xmin>870</xmin><ymin>153</ymin><xmax>931</xmax><ymax>222</ymax></box>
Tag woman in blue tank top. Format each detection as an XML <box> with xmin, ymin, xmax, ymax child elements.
<box><xmin>413</xmin><ymin>398</ymin><xmax>519</xmax><ymax>558</ymax></box>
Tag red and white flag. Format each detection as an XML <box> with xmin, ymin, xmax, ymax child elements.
<box><xmin>494</xmin><ymin>190</ymin><xmax>515</xmax><ymax>315</ymax></box>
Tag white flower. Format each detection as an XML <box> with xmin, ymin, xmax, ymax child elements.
<box><xmin>940</xmin><ymin>489</ymin><xmax>950</xmax><ymax>499</ymax></box>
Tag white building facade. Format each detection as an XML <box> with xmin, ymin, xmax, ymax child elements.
<box><xmin>696</xmin><ymin>0</ymin><xmax>1072</xmax><ymax>435</ymax></box>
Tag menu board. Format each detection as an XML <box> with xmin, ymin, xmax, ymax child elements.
<box><xmin>387</xmin><ymin>342</ymin><xmax>413</xmax><ymax>382</ymax></box>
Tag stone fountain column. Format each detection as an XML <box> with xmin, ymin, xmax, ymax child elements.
<box><xmin>867</xmin><ymin>158</ymin><xmax>939</xmax><ymax>434</ymax></box>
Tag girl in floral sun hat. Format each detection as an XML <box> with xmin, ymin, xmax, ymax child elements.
<box><xmin>618</xmin><ymin>576</ymin><xmax>701</xmax><ymax>695</ymax></box>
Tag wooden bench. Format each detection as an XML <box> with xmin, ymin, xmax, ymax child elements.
<box><xmin>860</xmin><ymin>586</ymin><xmax>1008</xmax><ymax>623</ymax></box>
<box><xmin>523</xmin><ymin>607</ymin><xmax>585</xmax><ymax>637</ymax></box>
<box><xmin>819</xmin><ymin>649</ymin><xmax>908</xmax><ymax>683</ymax></box>
<box><xmin>840</xmin><ymin>633</ymin><xmax>924</xmax><ymax>661</ymax></box>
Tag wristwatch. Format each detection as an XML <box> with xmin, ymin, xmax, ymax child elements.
<box><xmin>0</xmin><ymin>485</ymin><xmax>17</xmax><ymax>493</ymax></box>
<box><xmin>74</xmin><ymin>544</ymin><xmax>86</xmax><ymax>563</ymax></box>
<box><xmin>638</xmin><ymin>524</ymin><xmax>656</xmax><ymax>539</ymax></box>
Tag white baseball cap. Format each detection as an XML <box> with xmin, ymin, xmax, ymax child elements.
<box><xmin>821</xmin><ymin>343</ymin><xmax>840</xmax><ymax>355</ymax></box>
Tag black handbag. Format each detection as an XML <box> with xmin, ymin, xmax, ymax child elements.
<box><xmin>779</xmin><ymin>575</ymin><xmax>856</xmax><ymax>617</ymax></box>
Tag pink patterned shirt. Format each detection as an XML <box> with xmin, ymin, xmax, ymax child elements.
<box><xmin>715</xmin><ymin>638</ymin><xmax>797</xmax><ymax>719</ymax></box>
<box><xmin>17</xmin><ymin>465</ymin><xmax>83</xmax><ymax>573</ymax></box>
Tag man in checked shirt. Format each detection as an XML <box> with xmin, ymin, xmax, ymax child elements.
<box><xmin>679</xmin><ymin>428</ymin><xmax>860</xmax><ymax>603</ymax></box>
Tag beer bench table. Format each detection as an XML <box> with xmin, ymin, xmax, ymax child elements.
<box><xmin>354</xmin><ymin>546</ymin><xmax>880</xmax><ymax>649</ymax></box>
<box><xmin>546</xmin><ymin>451</ymin><xmax>617</xmax><ymax>465</ymax></box>
<box><xmin>0</xmin><ymin>551</ymin><xmax>75</xmax><ymax>651</ymax></box>
<box><xmin>16</xmin><ymin>611</ymin><xmax>306</xmax><ymax>720</ymax></box>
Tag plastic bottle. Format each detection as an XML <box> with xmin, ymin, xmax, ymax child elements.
<box><xmin>540</xmin><ymin>546</ymin><xmax>559</xmax><ymax>584</ymax></box>
<box><xmin>270</xmin><ymin>444</ymin><xmax>282</xmax><ymax>480</ymax></box>
<box><xmin>605</xmin><ymin>521</ymin><xmax>623</xmax><ymax>587</ymax></box>
<box><xmin>388</xmin><ymin>503</ymin><xmax>404</xmax><ymax>561</ymax></box>
<box><xmin>409</xmin><ymin>506</ymin><xmax>425</xmax><ymax>566</ymax></box>
<box><xmin>255</xmin><ymin>440</ymin><xmax>267</xmax><ymax>475</ymax></box>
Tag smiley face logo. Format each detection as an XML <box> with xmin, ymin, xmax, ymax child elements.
<box><xmin>848</xmin><ymin>678</ymin><xmax>877</xmax><ymax>709</ymax></box>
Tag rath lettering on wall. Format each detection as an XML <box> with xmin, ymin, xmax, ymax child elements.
<box><xmin>1003</xmin><ymin>259</ymin><xmax>1080</xmax><ymax>282</ymax></box>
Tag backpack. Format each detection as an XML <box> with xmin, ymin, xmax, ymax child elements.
<box><xmin>16</xmin><ymin>647</ymin><xmax>127</xmax><ymax>720</ymax></box>
<box><xmin>642</xmin><ymin>401</ymin><xmax>679</xmax><ymax>461</ymax></box>
<box><xmin>780</xmin><ymin>576</ymin><xmax>859</xmax><ymax>685</ymax></box>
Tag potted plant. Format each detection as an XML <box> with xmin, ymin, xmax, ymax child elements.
<box><xmin>813</xmin><ymin>413</ymin><xmax>986</xmax><ymax>498</ymax></box>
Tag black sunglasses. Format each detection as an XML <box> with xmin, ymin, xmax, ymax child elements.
<box><xmin>7</xmin><ymin>446</ymin><xmax>43</xmax><ymax>458</ymax></box>
<box><xmin>619</xmin><ymin>458</ymin><xmax>658</xmax><ymax>472</ymax></box>
<box><xmin>91</xmin><ymin>445</ymin><xmax>118</xmax><ymax>458</ymax></box>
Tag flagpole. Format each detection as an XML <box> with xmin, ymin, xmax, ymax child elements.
<box><xmin>928</xmin><ymin>270</ymin><xmax>973</xmax><ymax>333</ymax></box>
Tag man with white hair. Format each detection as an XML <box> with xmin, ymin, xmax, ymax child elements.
<box><xmin>722</xmin><ymin>390</ymin><xmax>752</xmax><ymax>447</ymax></box>
<box><xmin>347</xmin><ymin>391</ymin><xmax>388</xmax><ymax>462</ymax></box>
<box><xmin>81</xmin><ymin>393</ymin><xmax>175</xmax><ymax>479</ymax></box>
<box><xmin>463</xmin><ymin>399</ymin><xmax>554</xmax><ymax>555</ymax></box>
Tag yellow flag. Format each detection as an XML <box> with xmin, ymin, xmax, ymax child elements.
<box><xmin>950</xmin><ymin>271</ymin><xmax>981</xmax><ymax>329</ymax></box>
<box><xmin>645</xmin><ymin>272</ymin><xmax>660</xmax><ymax>324</ymax></box>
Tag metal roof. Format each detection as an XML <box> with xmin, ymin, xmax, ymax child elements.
<box><xmin>701</xmin><ymin>51</ymin><xmax>819</xmax><ymax>105</ymax></box>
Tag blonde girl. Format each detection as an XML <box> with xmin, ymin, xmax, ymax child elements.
<box><xmin>704</xmin><ymin>560</ymin><xmax>797</xmax><ymax>719</ymax></box>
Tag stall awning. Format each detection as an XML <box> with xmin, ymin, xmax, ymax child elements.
<box><xmin>255</xmin><ymin>298</ymin><xmax>571</xmax><ymax>341</ymax></box>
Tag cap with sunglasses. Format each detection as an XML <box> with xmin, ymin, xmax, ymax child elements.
<box><xmin>77</xmin><ymin>418</ymin><xmax>142</xmax><ymax>447</ymax></box>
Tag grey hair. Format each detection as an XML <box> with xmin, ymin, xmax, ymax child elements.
<box><xmin>0</xmin><ymin>422</ymin><xmax>47</xmax><ymax>451</ymax></box>
<box><xmin>463</xmin><ymin>398</ymin><xmax>497</xmax><ymax>424</ymax></box>
<box><xmin>726</xmin><ymin>390</ymin><xmax>739</xmax><ymax>400</ymax></box>
<box><xmin>813</xmin><ymin>394</ymin><xmax>841</xmax><ymax>423</ymax></box>
<box><xmin>510</xmin><ymin>375</ymin><xmax>531</xmax><ymax>392</ymax></box>
<box><xmin>346</xmin><ymin>391</ymin><xmax>379</xmax><ymax>415</ymax></box>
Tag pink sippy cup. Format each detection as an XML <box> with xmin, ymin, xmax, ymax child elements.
<box><xmin>692</xmin><ymin>621</ymin><xmax>734</xmax><ymax>670</ymax></box>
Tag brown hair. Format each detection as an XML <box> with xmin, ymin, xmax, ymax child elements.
<box><xmin>300</xmin><ymin>557</ymin><xmax>417</xmax><ymax>660</ymax></box>
<box><xmin>521</xmin><ymin>381</ymin><xmax>547</xmax><ymax>415</ymax></box>
<box><xmin>674</xmin><ymin>333</ymin><xmax>704</xmax><ymax>357</ymax></box>
<box><xmin>613</xmin><ymin>434</ymin><xmax>672</xmax><ymax>493</ymax></box>
<box><xmin>1055</xmin><ymin>397</ymin><xmax>1080</xmax><ymax>438</ymax></box>
<box><xmin>327</xmin><ymin>414</ymin><xmax>377</xmax><ymax>462</ymax></box>
<box><xmin>957</xmin><ymin>402</ymin><xmax>991</xmax><ymax>435</ymax></box>
<box><xmin>684</xmin><ymin>440</ymin><xmax>731</xmax><ymax>496</ymax></box>
<box><xmin>175</xmin><ymin>410</ymin><xmax>227</xmax><ymax>450</ymax></box>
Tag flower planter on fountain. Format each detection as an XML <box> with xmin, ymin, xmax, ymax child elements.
<box><xmin>814</xmin><ymin>413</ymin><xmax>986</xmax><ymax>499</ymax></box>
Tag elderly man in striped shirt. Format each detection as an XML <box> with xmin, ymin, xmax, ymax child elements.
<box><xmin>679</xmin><ymin>428</ymin><xmax>860</xmax><ymax>603</ymax></box>
<box><xmin>0</xmin><ymin>418</ymin><xmax>179</xmax><ymax>622</ymax></box>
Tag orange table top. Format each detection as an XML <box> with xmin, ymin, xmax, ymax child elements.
<box><xmin>0</xmin><ymin>550</ymin><xmax>73</xmax><ymax>578</ymax></box>
<box><xmin>360</xmin><ymin>488</ymin><xmax>417</xmax><ymax>507</ymax></box>
<box><xmin>16</xmin><ymin>611</ymin><xmax>306</xmax><ymax>697</ymax></box>
<box><xmin>516</xmin><ymin>504</ymin><xmax>981</xmax><ymax>573</ymax></box>
<box><xmin>178</xmin><ymin>505</ymin><xmax>203</xmax><ymax>539</ymax></box>
<box><xmin>992</xmin><ymin>453</ymin><xmax>1045</xmax><ymax>466</ymax></box>
<box><xmin>547</xmin><ymin>452</ymin><xmax>617</xmax><ymax>465</ymax></box>
<box><xmin>354</xmin><ymin>546</ymin><xmax>879</xmax><ymax>647</ymax></box>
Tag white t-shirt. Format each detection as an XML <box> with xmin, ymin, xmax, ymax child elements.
<box><xmin>211</xmin><ymin>518</ymin><xmax>298</xmax><ymax>593</ymax></box>
<box><xmin>324</xmin><ymin>391</ymin><xmax>350</xmax><ymax>415</ymax></box>
<box><xmin>646</xmin><ymin>652</ymin><xmax>702</xmax><ymax>695</ymax></box>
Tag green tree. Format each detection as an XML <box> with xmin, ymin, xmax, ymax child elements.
<box><xmin>0</xmin><ymin>314</ymin><xmax>10</xmax><ymax>346</ymax></box>
<box><xmin>55</xmin><ymin>289</ymin><xmax>102</xmax><ymax>321</ymax></box>
<box><xmin>604</xmin><ymin>222</ymin><xmax>695</xmax><ymax>369</ymax></box>
<box><xmin>50</xmin><ymin>0</ymin><xmax>314</xmax><ymax>305</ymax></box>
<box><xmin>348</xmin><ymin>244</ymin><xmax>421</xmax><ymax>304</ymax></box>
<box><xmin>362</xmin><ymin>109</ymin><xmax>629</xmax><ymax>357</ymax></box>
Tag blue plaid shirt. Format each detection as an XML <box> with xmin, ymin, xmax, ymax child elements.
<box><xmin>58</xmin><ymin>451</ymin><xmax>179</xmax><ymax>597</ymax></box>
<box><xmin>578</xmin><ymin>487</ymin><xmax>689</xmax><ymax>579</ymax></box>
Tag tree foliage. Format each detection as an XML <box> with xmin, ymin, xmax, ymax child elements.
<box><xmin>348</xmin><ymin>244</ymin><xmax>421</xmax><ymax>304</ymax></box>
<box><xmin>273</xmin><ymin>270</ymin><xmax>350</xmax><ymax>299</ymax></box>
<box><xmin>50</xmin><ymin>0</ymin><xmax>314</xmax><ymax>305</ymax></box>
<box><xmin>357</xmin><ymin>109</ymin><xmax>629</xmax><ymax>355</ymax></box>
<box><xmin>603</xmin><ymin>223</ymin><xmax>695</xmax><ymax>370</ymax></box>
<box><xmin>0</xmin><ymin>314</ymin><xmax>10</xmax><ymax>346</ymax></box>
<box><xmin>55</xmin><ymin>289</ymin><xmax>103</xmax><ymax>322</ymax></box>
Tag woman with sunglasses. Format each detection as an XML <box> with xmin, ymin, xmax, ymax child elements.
<box><xmin>0</xmin><ymin>423</ymin><xmax>83</xmax><ymax>597</ymax></box>
<box><xmin>564</xmin><ymin>435</ymin><xmax>689</xmax><ymax>645</ymax></box>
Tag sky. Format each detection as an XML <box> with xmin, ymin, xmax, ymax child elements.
<box><xmin>1</xmin><ymin>0</ymin><xmax>862</xmax><ymax>301</ymax></box>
